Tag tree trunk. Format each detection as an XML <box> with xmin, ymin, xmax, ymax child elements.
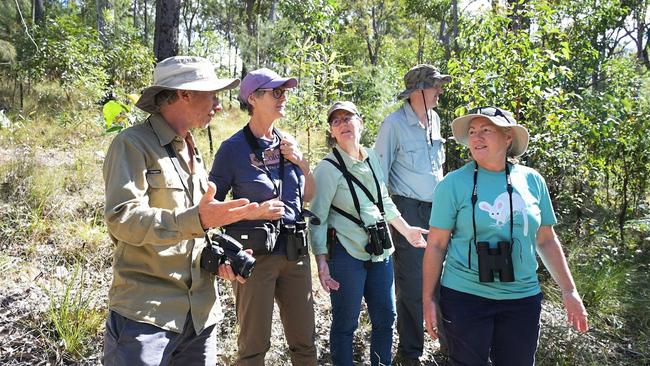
<box><xmin>133</xmin><ymin>0</ymin><xmax>138</xmax><ymax>30</ymax></box>
<box><xmin>97</xmin><ymin>0</ymin><xmax>113</xmax><ymax>45</ymax></box>
<box><xmin>33</xmin><ymin>0</ymin><xmax>44</xmax><ymax>24</ymax></box>
<box><xmin>268</xmin><ymin>0</ymin><xmax>277</xmax><ymax>22</ymax></box>
<box><xmin>635</xmin><ymin>1</ymin><xmax>650</xmax><ymax>71</ymax></box>
<box><xmin>154</xmin><ymin>0</ymin><xmax>180</xmax><ymax>62</ymax></box>
<box><xmin>144</xmin><ymin>0</ymin><xmax>149</xmax><ymax>44</ymax></box>
<box><xmin>451</xmin><ymin>0</ymin><xmax>458</xmax><ymax>52</ymax></box>
<box><xmin>182</xmin><ymin>0</ymin><xmax>199</xmax><ymax>51</ymax></box>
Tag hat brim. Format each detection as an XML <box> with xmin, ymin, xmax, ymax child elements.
<box><xmin>451</xmin><ymin>114</ymin><xmax>529</xmax><ymax>157</ymax></box>
<box><xmin>327</xmin><ymin>106</ymin><xmax>360</xmax><ymax>121</ymax></box>
<box><xmin>260</xmin><ymin>77</ymin><xmax>298</xmax><ymax>90</ymax></box>
<box><xmin>397</xmin><ymin>74</ymin><xmax>452</xmax><ymax>100</ymax></box>
<box><xmin>135</xmin><ymin>78</ymin><xmax>240</xmax><ymax>114</ymax></box>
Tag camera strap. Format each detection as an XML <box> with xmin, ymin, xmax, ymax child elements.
<box><xmin>324</xmin><ymin>147</ymin><xmax>385</xmax><ymax>229</ymax></box>
<box><xmin>242</xmin><ymin>124</ymin><xmax>289</xmax><ymax>229</ymax></box>
<box><xmin>469</xmin><ymin>160</ymin><xmax>514</xmax><ymax>269</ymax></box>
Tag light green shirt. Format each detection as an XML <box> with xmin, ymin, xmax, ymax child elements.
<box><xmin>309</xmin><ymin>145</ymin><xmax>400</xmax><ymax>261</ymax></box>
<box><xmin>103</xmin><ymin>114</ymin><xmax>221</xmax><ymax>334</ymax></box>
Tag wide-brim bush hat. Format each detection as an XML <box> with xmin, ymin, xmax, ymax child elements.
<box><xmin>239</xmin><ymin>68</ymin><xmax>298</xmax><ymax>102</ymax></box>
<box><xmin>327</xmin><ymin>101</ymin><xmax>361</xmax><ymax>122</ymax></box>
<box><xmin>451</xmin><ymin>106</ymin><xmax>530</xmax><ymax>157</ymax></box>
<box><xmin>135</xmin><ymin>56</ymin><xmax>240</xmax><ymax>114</ymax></box>
<box><xmin>397</xmin><ymin>64</ymin><xmax>452</xmax><ymax>100</ymax></box>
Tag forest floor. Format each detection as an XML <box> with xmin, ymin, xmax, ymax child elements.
<box><xmin>0</xmin><ymin>114</ymin><xmax>646</xmax><ymax>365</ymax></box>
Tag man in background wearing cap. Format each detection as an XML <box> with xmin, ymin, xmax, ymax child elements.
<box><xmin>102</xmin><ymin>56</ymin><xmax>258</xmax><ymax>365</ymax></box>
<box><xmin>374</xmin><ymin>64</ymin><xmax>451</xmax><ymax>365</ymax></box>
<box><xmin>209</xmin><ymin>68</ymin><xmax>317</xmax><ymax>366</ymax></box>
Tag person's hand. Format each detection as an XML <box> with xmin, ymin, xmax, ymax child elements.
<box><xmin>562</xmin><ymin>290</ymin><xmax>589</xmax><ymax>332</ymax></box>
<box><xmin>404</xmin><ymin>226</ymin><xmax>428</xmax><ymax>248</ymax></box>
<box><xmin>316</xmin><ymin>255</ymin><xmax>339</xmax><ymax>293</ymax></box>
<box><xmin>245</xmin><ymin>198</ymin><xmax>285</xmax><ymax>220</ymax></box>
<box><xmin>279</xmin><ymin>137</ymin><xmax>305</xmax><ymax>167</ymax></box>
<box><xmin>199</xmin><ymin>183</ymin><xmax>259</xmax><ymax>229</ymax></box>
<box><xmin>424</xmin><ymin>297</ymin><xmax>440</xmax><ymax>339</ymax></box>
<box><xmin>216</xmin><ymin>249</ymin><xmax>253</xmax><ymax>284</ymax></box>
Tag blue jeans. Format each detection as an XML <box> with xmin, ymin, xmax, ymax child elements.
<box><xmin>439</xmin><ymin>287</ymin><xmax>543</xmax><ymax>366</ymax></box>
<box><xmin>328</xmin><ymin>244</ymin><xmax>396</xmax><ymax>366</ymax></box>
<box><xmin>103</xmin><ymin>311</ymin><xmax>217</xmax><ymax>366</ymax></box>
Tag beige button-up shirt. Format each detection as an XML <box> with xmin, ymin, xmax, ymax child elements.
<box><xmin>103</xmin><ymin>113</ymin><xmax>221</xmax><ymax>334</ymax></box>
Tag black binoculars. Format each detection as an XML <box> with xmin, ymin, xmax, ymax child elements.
<box><xmin>283</xmin><ymin>220</ymin><xmax>309</xmax><ymax>261</ymax></box>
<box><xmin>477</xmin><ymin>241</ymin><xmax>515</xmax><ymax>282</ymax></box>
<box><xmin>201</xmin><ymin>233</ymin><xmax>256</xmax><ymax>279</ymax></box>
<box><xmin>365</xmin><ymin>219</ymin><xmax>393</xmax><ymax>256</ymax></box>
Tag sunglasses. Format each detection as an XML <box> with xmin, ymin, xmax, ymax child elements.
<box><xmin>258</xmin><ymin>88</ymin><xmax>289</xmax><ymax>99</ymax></box>
<box><xmin>469</xmin><ymin>106</ymin><xmax>515</xmax><ymax>124</ymax></box>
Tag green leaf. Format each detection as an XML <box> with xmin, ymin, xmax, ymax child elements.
<box><xmin>103</xmin><ymin>100</ymin><xmax>128</xmax><ymax>128</ymax></box>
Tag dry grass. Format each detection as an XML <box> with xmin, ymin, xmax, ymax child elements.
<box><xmin>0</xmin><ymin>103</ymin><xmax>647</xmax><ymax>365</ymax></box>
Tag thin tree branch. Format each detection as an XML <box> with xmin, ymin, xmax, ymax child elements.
<box><xmin>14</xmin><ymin>0</ymin><xmax>39</xmax><ymax>52</ymax></box>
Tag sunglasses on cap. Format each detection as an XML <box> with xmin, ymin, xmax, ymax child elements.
<box><xmin>469</xmin><ymin>106</ymin><xmax>515</xmax><ymax>124</ymax></box>
<box><xmin>257</xmin><ymin>88</ymin><xmax>289</xmax><ymax>99</ymax></box>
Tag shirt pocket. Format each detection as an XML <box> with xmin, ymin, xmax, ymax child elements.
<box><xmin>398</xmin><ymin>139</ymin><xmax>433</xmax><ymax>170</ymax></box>
<box><xmin>146</xmin><ymin>170</ymin><xmax>187</xmax><ymax>209</ymax></box>
<box><xmin>431</xmin><ymin>138</ymin><xmax>446</xmax><ymax>170</ymax></box>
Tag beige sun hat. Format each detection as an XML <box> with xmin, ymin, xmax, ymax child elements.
<box><xmin>135</xmin><ymin>56</ymin><xmax>240</xmax><ymax>114</ymax></box>
<box><xmin>451</xmin><ymin>107</ymin><xmax>530</xmax><ymax>157</ymax></box>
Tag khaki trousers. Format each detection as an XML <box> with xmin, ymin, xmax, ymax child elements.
<box><xmin>233</xmin><ymin>254</ymin><xmax>317</xmax><ymax>366</ymax></box>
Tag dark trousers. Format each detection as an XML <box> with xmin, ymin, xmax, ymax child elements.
<box><xmin>439</xmin><ymin>287</ymin><xmax>543</xmax><ymax>366</ymax></box>
<box><xmin>103</xmin><ymin>310</ymin><xmax>217</xmax><ymax>366</ymax></box>
<box><xmin>391</xmin><ymin>195</ymin><xmax>439</xmax><ymax>359</ymax></box>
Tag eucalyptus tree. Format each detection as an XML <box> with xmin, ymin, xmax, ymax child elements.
<box><xmin>153</xmin><ymin>0</ymin><xmax>180</xmax><ymax>61</ymax></box>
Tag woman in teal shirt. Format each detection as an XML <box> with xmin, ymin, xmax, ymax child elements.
<box><xmin>422</xmin><ymin>107</ymin><xmax>588</xmax><ymax>365</ymax></box>
<box><xmin>309</xmin><ymin>101</ymin><xmax>427</xmax><ymax>366</ymax></box>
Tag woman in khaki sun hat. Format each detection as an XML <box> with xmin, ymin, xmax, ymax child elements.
<box><xmin>422</xmin><ymin>106</ymin><xmax>589</xmax><ymax>365</ymax></box>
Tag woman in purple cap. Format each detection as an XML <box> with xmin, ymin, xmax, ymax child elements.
<box><xmin>208</xmin><ymin>68</ymin><xmax>317</xmax><ymax>366</ymax></box>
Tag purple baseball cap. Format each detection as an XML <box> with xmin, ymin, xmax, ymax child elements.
<box><xmin>238</xmin><ymin>68</ymin><xmax>298</xmax><ymax>102</ymax></box>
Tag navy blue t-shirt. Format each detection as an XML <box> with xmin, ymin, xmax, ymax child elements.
<box><xmin>209</xmin><ymin>128</ymin><xmax>305</xmax><ymax>254</ymax></box>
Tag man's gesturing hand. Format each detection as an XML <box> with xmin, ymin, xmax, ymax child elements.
<box><xmin>199</xmin><ymin>182</ymin><xmax>259</xmax><ymax>229</ymax></box>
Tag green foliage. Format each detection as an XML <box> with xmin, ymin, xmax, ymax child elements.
<box><xmin>103</xmin><ymin>95</ymin><xmax>140</xmax><ymax>133</ymax></box>
<box><xmin>15</xmin><ymin>13</ymin><xmax>108</xmax><ymax>107</ymax></box>
<box><xmin>1</xmin><ymin>0</ymin><xmax>649</xmax><ymax>363</ymax></box>
<box><xmin>44</xmin><ymin>265</ymin><xmax>105</xmax><ymax>358</ymax></box>
<box><xmin>284</xmin><ymin>36</ymin><xmax>352</xmax><ymax>158</ymax></box>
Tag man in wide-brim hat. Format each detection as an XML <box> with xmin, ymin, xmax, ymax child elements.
<box><xmin>374</xmin><ymin>63</ymin><xmax>452</xmax><ymax>365</ymax></box>
<box><xmin>103</xmin><ymin>56</ymin><xmax>258</xmax><ymax>365</ymax></box>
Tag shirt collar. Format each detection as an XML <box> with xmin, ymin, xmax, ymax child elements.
<box><xmin>149</xmin><ymin>113</ymin><xmax>181</xmax><ymax>146</ymax></box>
<box><xmin>334</xmin><ymin>144</ymin><xmax>368</xmax><ymax>166</ymax></box>
<box><xmin>403</xmin><ymin>101</ymin><xmax>432</xmax><ymax>128</ymax></box>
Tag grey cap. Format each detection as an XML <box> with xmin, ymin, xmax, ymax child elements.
<box><xmin>327</xmin><ymin>101</ymin><xmax>360</xmax><ymax>122</ymax></box>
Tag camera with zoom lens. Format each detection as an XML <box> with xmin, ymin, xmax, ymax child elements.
<box><xmin>477</xmin><ymin>241</ymin><xmax>514</xmax><ymax>282</ymax></box>
<box><xmin>284</xmin><ymin>220</ymin><xmax>309</xmax><ymax>261</ymax></box>
<box><xmin>201</xmin><ymin>233</ymin><xmax>256</xmax><ymax>279</ymax></box>
<box><xmin>365</xmin><ymin>219</ymin><xmax>393</xmax><ymax>256</ymax></box>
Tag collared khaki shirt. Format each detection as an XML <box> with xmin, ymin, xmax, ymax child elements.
<box><xmin>103</xmin><ymin>113</ymin><xmax>221</xmax><ymax>334</ymax></box>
